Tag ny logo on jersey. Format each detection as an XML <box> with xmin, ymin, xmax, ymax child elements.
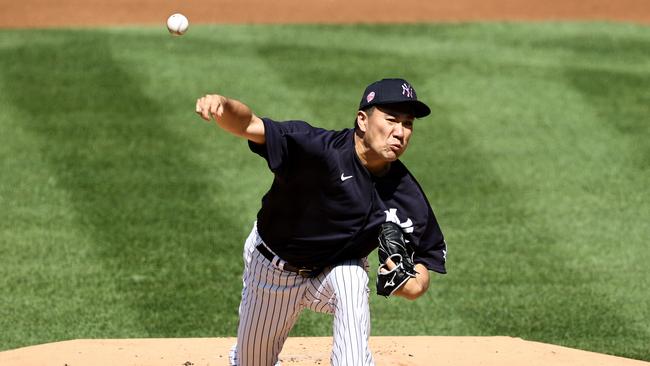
<box><xmin>384</xmin><ymin>208</ymin><xmax>414</xmax><ymax>233</ymax></box>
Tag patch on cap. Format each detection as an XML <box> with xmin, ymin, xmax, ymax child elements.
<box><xmin>366</xmin><ymin>91</ymin><xmax>375</xmax><ymax>103</ymax></box>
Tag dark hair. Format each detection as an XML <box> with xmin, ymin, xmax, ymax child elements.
<box><xmin>354</xmin><ymin>106</ymin><xmax>376</xmax><ymax>129</ymax></box>
<box><xmin>362</xmin><ymin>106</ymin><xmax>376</xmax><ymax>116</ymax></box>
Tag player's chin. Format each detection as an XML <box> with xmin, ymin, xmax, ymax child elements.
<box><xmin>386</xmin><ymin>146</ymin><xmax>406</xmax><ymax>160</ymax></box>
<box><xmin>382</xmin><ymin>151</ymin><xmax>401</xmax><ymax>162</ymax></box>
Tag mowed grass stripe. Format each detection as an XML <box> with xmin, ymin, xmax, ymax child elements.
<box><xmin>424</xmin><ymin>47</ymin><xmax>648</xmax><ymax>357</ymax></box>
<box><xmin>559</xmin><ymin>44</ymin><xmax>650</xmax><ymax>356</ymax></box>
<box><xmin>0</xmin><ymin>23</ymin><xmax>649</xmax><ymax>360</ymax></box>
<box><xmin>423</xmin><ymin>24</ymin><xmax>649</xmax><ymax>358</ymax></box>
<box><xmin>0</xmin><ymin>31</ymin><xmax>245</xmax><ymax>344</ymax></box>
<box><xmin>0</xmin><ymin>44</ymin><xmax>148</xmax><ymax>347</ymax></box>
<box><xmin>0</xmin><ymin>96</ymin><xmax>144</xmax><ymax>348</ymax></box>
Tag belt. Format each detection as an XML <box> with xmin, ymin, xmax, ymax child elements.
<box><xmin>255</xmin><ymin>243</ymin><xmax>321</xmax><ymax>278</ymax></box>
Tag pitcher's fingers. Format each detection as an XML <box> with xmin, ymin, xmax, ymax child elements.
<box><xmin>209</xmin><ymin>100</ymin><xmax>220</xmax><ymax>119</ymax></box>
<box><xmin>195</xmin><ymin>101</ymin><xmax>206</xmax><ymax>120</ymax></box>
<box><xmin>197</xmin><ymin>110</ymin><xmax>211</xmax><ymax>121</ymax></box>
<box><xmin>196</xmin><ymin>97</ymin><xmax>210</xmax><ymax>121</ymax></box>
<box><xmin>201</xmin><ymin>99</ymin><xmax>213</xmax><ymax>120</ymax></box>
<box><xmin>216</xmin><ymin>103</ymin><xmax>225</xmax><ymax>118</ymax></box>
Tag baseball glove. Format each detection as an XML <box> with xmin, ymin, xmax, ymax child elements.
<box><xmin>376</xmin><ymin>222</ymin><xmax>417</xmax><ymax>297</ymax></box>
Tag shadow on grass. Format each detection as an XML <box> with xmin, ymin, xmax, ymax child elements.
<box><xmin>567</xmin><ymin>67</ymin><xmax>650</xmax><ymax>169</ymax></box>
<box><xmin>0</xmin><ymin>31</ymin><xmax>243</xmax><ymax>338</ymax></box>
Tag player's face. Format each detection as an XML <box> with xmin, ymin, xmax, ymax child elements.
<box><xmin>362</xmin><ymin>105</ymin><xmax>414</xmax><ymax>162</ymax></box>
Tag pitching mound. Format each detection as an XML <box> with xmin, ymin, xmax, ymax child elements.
<box><xmin>1</xmin><ymin>336</ymin><xmax>648</xmax><ymax>366</ymax></box>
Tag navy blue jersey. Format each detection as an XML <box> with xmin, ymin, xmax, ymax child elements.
<box><xmin>248</xmin><ymin>118</ymin><xmax>447</xmax><ymax>273</ymax></box>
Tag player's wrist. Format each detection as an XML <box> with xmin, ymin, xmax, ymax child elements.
<box><xmin>384</xmin><ymin>257</ymin><xmax>397</xmax><ymax>270</ymax></box>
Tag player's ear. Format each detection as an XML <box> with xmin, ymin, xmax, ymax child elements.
<box><xmin>356</xmin><ymin>110</ymin><xmax>369</xmax><ymax>133</ymax></box>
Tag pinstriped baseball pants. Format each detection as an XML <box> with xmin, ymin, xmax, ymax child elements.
<box><xmin>229</xmin><ymin>223</ymin><xmax>374</xmax><ymax>366</ymax></box>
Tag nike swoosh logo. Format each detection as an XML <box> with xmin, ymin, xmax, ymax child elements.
<box><xmin>340</xmin><ymin>173</ymin><xmax>353</xmax><ymax>181</ymax></box>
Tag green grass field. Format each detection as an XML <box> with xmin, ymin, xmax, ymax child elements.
<box><xmin>0</xmin><ymin>22</ymin><xmax>649</xmax><ymax>360</ymax></box>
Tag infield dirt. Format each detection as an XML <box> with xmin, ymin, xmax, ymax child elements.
<box><xmin>1</xmin><ymin>0</ymin><xmax>648</xmax><ymax>28</ymax></box>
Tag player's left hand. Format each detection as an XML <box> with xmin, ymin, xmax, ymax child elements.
<box><xmin>376</xmin><ymin>222</ymin><xmax>418</xmax><ymax>297</ymax></box>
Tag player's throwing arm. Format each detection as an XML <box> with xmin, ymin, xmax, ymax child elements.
<box><xmin>195</xmin><ymin>94</ymin><xmax>265</xmax><ymax>144</ymax></box>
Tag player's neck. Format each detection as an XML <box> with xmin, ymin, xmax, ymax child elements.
<box><xmin>366</xmin><ymin>161</ymin><xmax>391</xmax><ymax>176</ymax></box>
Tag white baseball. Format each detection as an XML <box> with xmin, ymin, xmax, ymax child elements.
<box><xmin>167</xmin><ymin>13</ymin><xmax>189</xmax><ymax>36</ymax></box>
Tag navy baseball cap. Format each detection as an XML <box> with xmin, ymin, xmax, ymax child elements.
<box><xmin>358</xmin><ymin>78</ymin><xmax>431</xmax><ymax>118</ymax></box>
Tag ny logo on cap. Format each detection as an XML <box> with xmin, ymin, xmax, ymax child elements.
<box><xmin>401</xmin><ymin>83</ymin><xmax>414</xmax><ymax>98</ymax></box>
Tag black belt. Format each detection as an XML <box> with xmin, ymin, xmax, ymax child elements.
<box><xmin>255</xmin><ymin>244</ymin><xmax>321</xmax><ymax>278</ymax></box>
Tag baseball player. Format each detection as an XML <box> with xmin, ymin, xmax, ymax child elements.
<box><xmin>195</xmin><ymin>78</ymin><xmax>447</xmax><ymax>366</ymax></box>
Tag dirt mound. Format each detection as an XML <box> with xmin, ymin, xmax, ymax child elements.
<box><xmin>1</xmin><ymin>336</ymin><xmax>648</xmax><ymax>365</ymax></box>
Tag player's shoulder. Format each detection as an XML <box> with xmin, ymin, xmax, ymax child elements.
<box><xmin>262</xmin><ymin>117</ymin><xmax>313</xmax><ymax>135</ymax></box>
<box><xmin>264</xmin><ymin>117</ymin><xmax>352</xmax><ymax>148</ymax></box>
<box><xmin>263</xmin><ymin>117</ymin><xmax>341</xmax><ymax>135</ymax></box>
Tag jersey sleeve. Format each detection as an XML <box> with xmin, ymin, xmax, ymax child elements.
<box><xmin>413</xmin><ymin>208</ymin><xmax>447</xmax><ymax>274</ymax></box>
<box><xmin>248</xmin><ymin>118</ymin><xmax>315</xmax><ymax>174</ymax></box>
<box><xmin>407</xmin><ymin>168</ymin><xmax>447</xmax><ymax>274</ymax></box>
